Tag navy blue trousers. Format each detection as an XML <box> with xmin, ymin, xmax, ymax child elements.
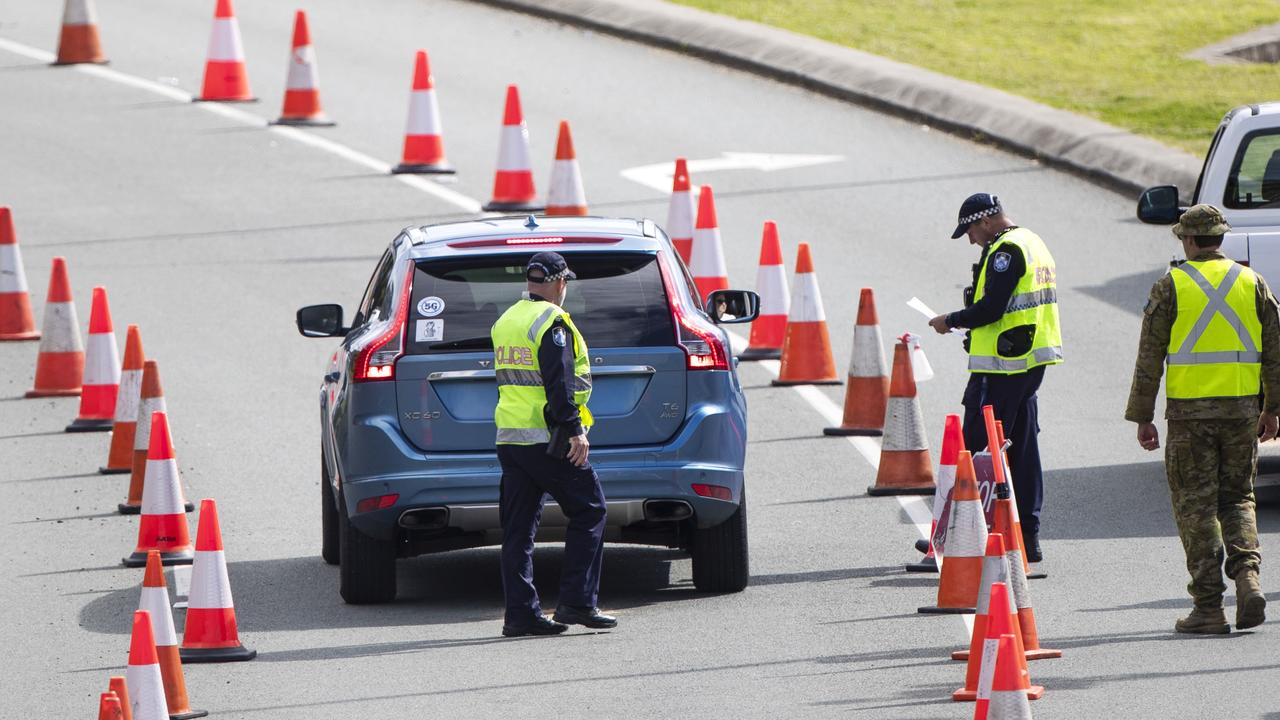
<box><xmin>497</xmin><ymin>444</ymin><xmax>607</xmax><ymax>625</ymax></box>
<box><xmin>962</xmin><ymin>366</ymin><xmax>1045</xmax><ymax>535</ymax></box>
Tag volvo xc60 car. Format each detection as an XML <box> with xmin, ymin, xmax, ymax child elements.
<box><xmin>297</xmin><ymin>215</ymin><xmax>759</xmax><ymax>603</ymax></box>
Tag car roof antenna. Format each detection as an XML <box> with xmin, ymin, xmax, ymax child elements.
<box><xmin>524</xmin><ymin>215</ymin><xmax>539</xmax><ymax>230</ymax></box>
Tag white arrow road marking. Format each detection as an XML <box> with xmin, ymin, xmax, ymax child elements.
<box><xmin>621</xmin><ymin>152</ymin><xmax>844</xmax><ymax>193</ymax></box>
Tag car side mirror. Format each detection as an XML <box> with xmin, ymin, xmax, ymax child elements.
<box><xmin>1137</xmin><ymin>185</ymin><xmax>1185</xmax><ymax>225</ymax></box>
<box><xmin>706</xmin><ymin>290</ymin><xmax>760</xmax><ymax>324</ymax></box>
<box><xmin>297</xmin><ymin>304</ymin><xmax>348</xmax><ymax>337</ymax></box>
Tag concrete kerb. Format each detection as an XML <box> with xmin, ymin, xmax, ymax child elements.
<box><xmin>466</xmin><ymin>0</ymin><xmax>1202</xmax><ymax>198</ymax></box>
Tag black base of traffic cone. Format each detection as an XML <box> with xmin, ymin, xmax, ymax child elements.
<box><xmin>271</xmin><ymin>116</ymin><xmax>337</xmax><ymax>127</ymax></box>
<box><xmin>482</xmin><ymin>200</ymin><xmax>544</xmax><ymax>212</ymax></box>
<box><xmin>192</xmin><ymin>97</ymin><xmax>258</xmax><ymax>104</ymax></box>
<box><xmin>391</xmin><ymin>161</ymin><xmax>456</xmax><ymax>174</ymax></box>
<box><xmin>904</xmin><ymin>557</ymin><xmax>938</xmax><ymax>573</ymax></box>
<box><xmin>917</xmin><ymin>605</ymin><xmax>975</xmax><ymax>615</ymax></box>
<box><xmin>119</xmin><ymin>500</ymin><xmax>193</xmax><ymax>515</ymax></box>
<box><xmin>122</xmin><ymin>548</ymin><xmax>194</xmax><ymax>568</ymax></box>
<box><xmin>65</xmin><ymin>417</ymin><xmax>113</xmax><ymax>432</ymax></box>
<box><xmin>99</xmin><ymin>466</ymin><xmax>131</xmax><ymax>475</ymax></box>
<box><xmin>170</xmin><ymin>708</ymin><xmax>209</xmax><ymax>720</ymax></box>
<box><xmin>180</xmin><ymin>645</ymin><xmax>257</xmax><ymax>663</ymax></box>
<box><xmin>823</xmin><ymin>426</ymin><xmax>883</xmax><ymax>437</ymax></box>
<box><xmin>866</xmin><ymin>485</ymin><xmax>935</xmax><ymax>496</ymax></box>
<box><xmin>737</xmin><ymin>347</ymin><xmax>781</xmax><ymax>361</ymax></box>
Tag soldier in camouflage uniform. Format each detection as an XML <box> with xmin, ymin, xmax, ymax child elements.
<box><xmin>1126</xmin><ymin>204</ymin><xmax>1274</xmax><ymax>633</ymax></box>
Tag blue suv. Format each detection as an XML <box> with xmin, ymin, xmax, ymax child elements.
<box><xmin>297</xmin><ymin>216</ymin><xmax>759</xmax><ymax>604</ymax></box>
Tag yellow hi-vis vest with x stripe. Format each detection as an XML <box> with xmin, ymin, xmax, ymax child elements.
<box><xmin>969</xmin><ymin>228</ymin><xmax>1064</xmax><ymax>374</ymax></box>
<box><xmin>1166</xmin><ymin>258</ymin><xmax>1262</xmax><ymax>400</ymax></box>
<box><xmin>491</xmin><ymin>298</ymin><xmax>593</xmax><ymax>445</ymax></box>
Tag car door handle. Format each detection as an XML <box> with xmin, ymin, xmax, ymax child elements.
<box><xmin>427</xmin><ymin>369</ymin><xmax>496</xmax><ymax>381</ymax></box>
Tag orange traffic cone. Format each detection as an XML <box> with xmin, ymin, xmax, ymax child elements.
<box><xmin>66</xmin><ymin>287</ymin><xmax>119</xmax><ymax>432</ymax></box>
<box><xmin>123</xmin><ymin>412</ymin><xmax>195</xmax><ymax>567</ymax></box>
<box><xmin>985</xmin><ymin>409</ymin><xmax>1042</xmax><ymax>579</ymax></box>
<box><xmin>125</xmin><ymin>610</ymin><xmax>170</xmax><ymax>720</ymax></box>
<box><xmin>121</xmin><ymin>361</ymin><xmax>191</xmax><ymax>514</ymax></box>
<box><xmin>391</xmin><ymin>50</ymin><xmax>453</xmax><ymax>174</ymax></box>
<box><xmin>772</xmin><ymin>243</ymin><xmax>840</xmax><ymax>386</ymax></box>
<box><xmin>196</xmin><ymin>0</ymin><xmax>254</xmax><ymax>102</ymax></box>
<box><xmin>101</xmin><ymin>325</ymin><xmax>144</xmax><ymax>474</ymax></box>
<box><xmin>869</xmin><ymin>339</ymin><xmax>935</xmax><ymax>494</ymax></box>
<box><xmin>139</xmin><ymin>551</ymin><xmax>207</xmax><ymax>719</ymax></box>
<box><xmin>993</xmin><ymin>484</ymin><xmax>1061</xmax><ymax>660</ymax></box>
<box><xmin>825</xmin><ymin>288</ymin><xmax>889</xmax><ymax>434</ymax></box>
<box><xmin>0</xmin><ymin>207</ymin><xmax>39</xmax><ymax>341</ymax></box>
<box><xmin>53</xmin><ymin>0</ymin><xmax>106</xmax><ymax>65</ymax></box>
<box><xmin>740</xmin><ymin>221</ymin><xmax>788</xmax><ymax>361</ymax></box>
<box><xmin>920</xmin><ymin>450</ymin><xmax>986</xmax><ymax>613</ymax></box>
<box><xmin>981</xmin><ymin>634</ymin><xmax>1036</xmax><ymax>719</ymax></box>
<box><xmin>26</xmin><ymin>257</ymin><xmax>83</xmax><ymax>397</ymax></box>
<box><xmin>907</xmin><ymin>414</ymin><xmax>962</xmax><ymax>572</ymax></box>
<box><xmin>182</xmin><ymin>499</ymin><xmax>257</xmax><ymax>662</ymax></box>
<box><xmin>272</xmin><ymin>10</ymin><xmax>332</xmax><ymax>126</ymax></box>
<box><xmin>953</xmin><ymin>533</ymin><xmax>1016</xmax><ymax>661</ymax></box>
<box><xmin>954</xmin><ymin>581</ymin><xmax>1043</xmax><ymax>702</ymax></box>
<box><xmin>545</xmin><ymin>121</ymin><xmax>587</xmax><ymax>216</ymax></box>
<box><xmin>107</xmin><ymin>676</ymin><xmax>132</xmax><ymax>720</ymax></box>
<box><xmin>97</xmin><ymin>691</ymin><xmax>124</xmax><ymax>720</ymax></box>
<box><xmin>483</xmin><ymin>85</ymin><xmax>540</xmax><ymax>211</ymax></box>
<box><xmin>689</xmin><ymin>186</ymin><xmax>729</xmax><ymax>304</ymax></box>
<box><xmin>666</xmin><ymin>158</ymin><xmax>696</xmax><ymax>264</ymax></box>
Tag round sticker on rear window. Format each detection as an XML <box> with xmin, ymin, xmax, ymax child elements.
<box><xmin>417</xmin><ymin>296</ymin><xmax>445</xmax><ymax>317</ymax></box>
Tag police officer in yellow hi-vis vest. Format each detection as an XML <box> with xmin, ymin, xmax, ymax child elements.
<box><xmin>491</xmin><ymin>251</ymin><xmax>615</xmax><ymax>637</ymax></box>
<box><xmin>1127</xmin><ymin>204</ymin><xmax>1275</xmax><ymax>633</ymax></box>
<box><xmin>929</xmin><ymin>193</ymin><xmax>1063</xmax><ymax>562</ymax></box>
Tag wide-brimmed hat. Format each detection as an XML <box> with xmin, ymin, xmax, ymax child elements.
<box><xmin>1172</xmin><ymin>204</ymin><xmax>1231</xmax><ymax>237</ymax></box>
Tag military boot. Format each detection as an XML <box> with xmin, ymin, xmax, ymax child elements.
<box><xmin>1175</xmin><ymin>606</ymin><xmax>1230</xmax><ymax>634</ymax></box>
<box><xmin>1235</xmin><ymin>571</ymin><xmax>1266</xmax><ymax>630</ymax></box>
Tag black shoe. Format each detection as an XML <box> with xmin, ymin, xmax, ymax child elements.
<box><xmin>914</xmin><ymin>538</ymin><xmax>930</xmax><ymax>555</ymax></box>
<box><xmin>502</xmin><ymin>614</ymin><xmax>568</xmax><ymax>637</ymax></box>
<box><xmin>1023</xmin><ymin>531</ymin><xmax>1042</xmax><ymax>563</ymax></box>
<box><xmin>553</xmin><ymin>605</ymin><xmax>618</xmax><ymax>629</ymax></box>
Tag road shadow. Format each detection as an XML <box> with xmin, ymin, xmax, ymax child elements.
<box><xmin>1075</xmin><ymin>267</ymin><xmax>1163</xmax><ymax>316</ymax></box>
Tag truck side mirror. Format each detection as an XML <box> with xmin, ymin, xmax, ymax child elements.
<box><xmin>297</xmin><ymin>304</ymin><xmax>348</xmax><ymax>337</ymax></box>
<box><xmin>706</xmin><ymin>290</ymin><xmax>760</xmax><ymax>324</ymax></box>
<box><xmin>1137</xmin><ymin>185</ymin><xmax>1185</xmax><ymax>225</ymax></box>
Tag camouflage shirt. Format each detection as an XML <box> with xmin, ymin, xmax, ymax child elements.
<box><xmin>1125</xmin><ymin>250</ymin><xmax>1280</xmax><ymax>423</ymax></box>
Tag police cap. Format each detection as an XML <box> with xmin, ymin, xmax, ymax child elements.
<box><xmin>951</xmin><ymin>193</ymin><xmax>1002</xmax><ymax>239</ymax></box>
<box><xmin>526</xmin><ymin>251</ymin><xmax>577</xmax><ymax>282</ymax></box>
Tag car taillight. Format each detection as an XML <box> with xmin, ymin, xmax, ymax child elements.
<box><xmin>356</xmin><ymin>493</ymin><xmax>399</xmax><ymax>513</ymax></box>
<box><xmin>657</xmin><ymin>251</ymin><xmax>730</xmax><ymax>371</ymax></box>
<box><xmin>446</xmin><ymin>236</ymin><xmax>624</xmax><ymax>248</ymax></box>
<box><xmin>353</xmin><ymin>264</ymin><xmax>414</xmax><ymax>383</ymax></box>
<box><xmin>692</xmin><ymin>483</ymin><xmax>732</xmax><ymax>501</ymax></box>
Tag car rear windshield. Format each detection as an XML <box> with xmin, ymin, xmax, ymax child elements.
<box><xmin>406</xmin><ymin>252</ymin><xmax>675</xmax><ymax>353</ymax></box>
<box><xmin>1226</xmin><ymin>129</ymin><xmax>1280</xmax><ymax>209</ymax></box>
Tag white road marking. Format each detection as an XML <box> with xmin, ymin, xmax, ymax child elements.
<box><xmin>621</xmin><ymin>152</ymin><xmax>844</xmax><ymax>193</ymax></box>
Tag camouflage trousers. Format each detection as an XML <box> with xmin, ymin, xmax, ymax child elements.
<box><xmin>1165</xmin><ymin>419</ymin><xmax>1262</xmax><ymax>608</ymax></box>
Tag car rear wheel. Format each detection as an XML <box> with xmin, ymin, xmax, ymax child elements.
<box><xmin>338</xmin><ymin>500</ymin><xmax>398</xmax><ymax>604</ymax></box>
<box><xmin>691</xmin><ymin>500</ymin><xmax>749</xmax><ymax>593</ymax></box>
<box><xmin>320</xmin><ymin>454</ymin><xmax>339</xmax><ymax>566</ymax></box>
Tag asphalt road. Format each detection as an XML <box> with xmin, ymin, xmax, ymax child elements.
<box><xmin>2</xmin><ymin>1</ymin><xmax>1279</xmax><ymax>717</ymax></box>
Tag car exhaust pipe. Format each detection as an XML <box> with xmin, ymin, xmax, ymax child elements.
<box><xmin>399</xmin><ymin>507</ymin><xmax>449</xmax><ymax>531</ymax></box>
<box><xmin>643</xmin><ymin>499</ymin><xmax>693</xmax><ymax>522</ymax></box>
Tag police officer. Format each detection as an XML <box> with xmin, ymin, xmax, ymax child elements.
<box><xmin>491</xmin><ymin>251</ymin><xmax>617</xmax><ymax>637</ymax></box>
<box><xmin>1126</xmin><ymin>204</ymin><xmax>1274</xmax><ymax>633</ymax></box>
<box><xmin>929</xmin><ymin>193</ymin><xmax>1063</xmax><ymax>562</ymax></box>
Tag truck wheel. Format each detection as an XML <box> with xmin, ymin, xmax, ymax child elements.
<box><xmin>691</xmin><ymin>500</ymin><xmax>749</xmax><ymax>593</ymax></box>
<box><xmin>320</xmin><ymin>455</ymin><xmax>339</xmax><ymax>566</ymax></box>
<box><xmin>338</xmin><ymin>501</ymin><xmax>397</xmax><ymax>604</ymax></box>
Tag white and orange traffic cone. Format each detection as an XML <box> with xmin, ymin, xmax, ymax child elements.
<box><xmin>482</xmin><ymin>85</ymin><xmax>540</xmax><ymax>211</ymax></box>
<box><xmin>0</xmin><ymin>207</ymin><xmax>39</xmax><ymax>341</ymax></box>
<box><xmin>107</xmin><ymin>676</ymin><xmax>132</xmax><ymax>720</ymax></box>
<box><xmin>954</xmin><ymin>581</ymin><xmax>1043</xmax><ymax>702</ymax></box>
<box><xmin>66</xmin><ymin>287</ymin><xmax>119</xmax><ymax>432</ymax></box>
<box><xmin>689</xmin><ymin>186</ymin><xmax>729</xmax><ymax>304</ymax></box>
<box><xmin>980</xmin><ymin>634</ymin><xmax>1036</xmax><ymax>719</ymax></box>
<box><xmin>26</xmin><ymin>257</ymin><xmax>83</xmax><ymax>397</ymax></box>
<box><xmin>740</xmin><ymin>221</ymin><xmax>788</xmax><ymax>361</ymax></box>
<box><xmin>391</xmin><ymin>50</ymin><xmax>453</xmax><ymax>174</ymax></box>
<box><xmin>545</xmin><ymin>121</ymin><xmax>587</xmax><ymax>216</ymax></box>
<box><xmin>101</xmin><ymin>325</ymin><xmax>144</xmax><ymax>474</ymax></box>
<box><xmin>869</xmin><ymin>339</ymin><xmax>935</xmax><ymax>494</ymax></box>
<box><xmin>121</xmin><ymin>361</ymin><xmax>183</xmax><ymax>514</ymax></box>
<box><xmin>953</xmin><ymin>533</ymin><xmax>1016</xmax><ymax>661</ymax></box>
<box><xmin>123</xmin><ymin>412</ymin><xmax>195</xmax><ymax>567</ymax></box>
<box><xmin>907</xmin><ymin>413</ymin><xmax>964</xmax><ymax>572</ymax></box>
<box><xmin>98</xmin><ymin>691</ymin><xmax>124</xmax><ymax>720</ymax></box>
<box><xmin>826</xmin><ymin>288</ymin><xmax>889</xmax><ymax>434</ymax></box>
<box><xmin>272</xmin><ymin>10</ymin><xmax>332</xmax><ymax>127</ymax></box>
<box><xmin>182</xmin><ymin>499</ymin><xmax>256</xmax><ymax>662</ymax></box>
<box><xmin>986</xmin><ymin>410</ymin><xmax>1041</xmax><ymax>578</ymax></box>
<box><xmin>139</xmin><ymin>550</ymin><xmax>207</xmax><ymax>719</ymax></box>
<box><xmin>666</xmin><ymin>158</ymin><xmax>696</xmax><ymax>264</ymax></box>
<box><xmin>53</xmin><ymin>0</ymin><xmax>106</xmax><ymax>65</ymax></box>
<box><xmin>196</xmin><ymin>0</ymin><xmax>254</xmax><ymax>102</ymax></box>
<box><xmin>772</xmin><ymin>243</ymin><xmax>840</xmax><ymax>386</ymax></box>
<box><xmin>920</xmin><ymin>449</ymin><xmax>986</xmax><ymax>613</ymax></box>
<box><xmin>993</xmin><ymin>484</ymin><xmax>1061</xmax><ymax>660</ymax></box>
<box><xmin>125</xmin><ymin>610</ymin><xmax>170</xmax><ymax>720</ymax></box>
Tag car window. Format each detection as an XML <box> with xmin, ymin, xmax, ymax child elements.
<box><xmin>406</xmin><ymin>252</ymin><xmax>675</xmax><ymax>353</ymax></box>
<box><xmin>1225</xmin><ymin>129</ymin><xmax>1280</xmax><ymax>210</ymax></box>
<box><xmin>354</xmin><ymin>249</ymin><xmax>395</xmax><ymax>327</ymax></box>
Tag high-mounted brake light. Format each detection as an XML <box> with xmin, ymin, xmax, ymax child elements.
<box><xmin>657</xmin><ymin>251</ymin><xmax>730</xmax><ymax>371</ymax></box>
<box><xmin>446</xmin><ymin>236</ymin><xmax>623</xmax><ymax>249</ymax></box>
<box><xmin>353</xmin><ymin>263</ymin><xmax>415</xmax><ymax>382</ymax></box>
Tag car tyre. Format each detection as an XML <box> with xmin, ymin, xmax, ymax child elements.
<box><xmin>691</xmin><ymin>500</ymin><xmax>749</xmax><ymax>593</ymax></box>
<box><xmin>338</xmin><ymin>499</ymin><xmax>398</xmax><ymax>604</ymax></box>
<box><xmin>320</xmin><ymin>455</ymin><xmax>339</xmax><ymax>566</ymax></box>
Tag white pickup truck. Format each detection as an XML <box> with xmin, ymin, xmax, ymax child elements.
<box><xmin>1137</xmin><ymin>101</ymin><xmax>1280</xmax><ymax>500</ymax></box>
